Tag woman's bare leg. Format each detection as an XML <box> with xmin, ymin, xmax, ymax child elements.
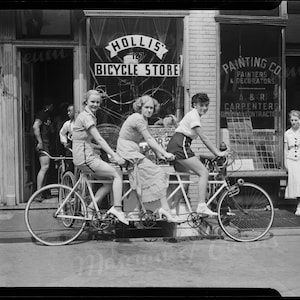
<box><xmin>37</xmin><ymin>155</ymin><xmax>50</xmax><ymax>190</ymax></box>
<box><xmin>94</xmin><ymin>164</ymin><xmax>123</xmax><ymax>211</ymax></box>
<box><xmin>88</xmin><ymin>183</ymin><xmax>112</xmax><ymax>210</ymax></box>
<box><xmin>176</xmin><ymin>157</ymin><xmax>216</xmax><ymax>216</ymax></box>
<box><xmin>176</xmin><ymin>157</ymin><xmax>208</xmax><ymax>204</ymax></box>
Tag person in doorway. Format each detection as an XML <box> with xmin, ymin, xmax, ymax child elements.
<box><xmin>284</xmin><ymin>110</ymin><xmax>300</xmax><ymax>216</ymax></box>
<box><xmin>72</xmin><ymin>89</ymin><xmax>128</xmax><ymax>225</ymax></box>
<box><xmin>116</xmin><ymin>95</ymin><xmax>180</xmax><ymax>223</ymax></box>
<box><xmin>167</xmin><ymin>92</ymin><xmax>228</xmax><ymax>216</ymax></box>
<box><xmin>33</xmin><ymin>101</ymin><xmax>54</xmax><ymax>197</ymax></box>
<box><xmin>59</xmin><ymin>104</ymin><xmax>75</xmax><ymax>171</ymax></box>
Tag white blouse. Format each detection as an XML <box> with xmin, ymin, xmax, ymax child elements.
<box><xmin>284</xmin><ymin>128</ymin><xmax>300</xmax><ymax>160</ymax></box>
<box><xmin>175</xmin><ymin>108</ymin><xmax>202</xmax><ymax>139</ymax></box>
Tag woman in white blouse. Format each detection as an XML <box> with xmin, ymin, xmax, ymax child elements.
<box><xmin>284</xmin><ymin>110</ymin><xmax>300</xmax><ymax>215</ymax></box>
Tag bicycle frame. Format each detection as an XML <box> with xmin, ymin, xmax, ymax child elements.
<box><xmin>166</xmin><ymin>171</ymin><xmax>229</xmax><ymax>213</ymax></box>
<box><xmin>39</xmin><ymin>150</ymin><xmax>73</xmax><ymax>182</ymax></box>
<box><xmin>54</xmin><ymin>156</ymin><xmax>234</xmax><ymax>222</ymax></box>
<box><xmin>206</xmin><ymin>179</ymin><xmax>228</xmax><ymax>207</ymax></box>
<box><xmin>55</xmin><ymin>171</ymin><xmax>126</xmax><ymax>221</ymax></box>
<box><xmin>54</xmin><ymin>173</ymin><xmax>87</xmax><ymax>221</ymax></box>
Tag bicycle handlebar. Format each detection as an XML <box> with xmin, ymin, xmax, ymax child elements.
<box><xmin>38</xmin><ymin>150</ymin><xmax>73</xmax><ymax>160</ymax></box>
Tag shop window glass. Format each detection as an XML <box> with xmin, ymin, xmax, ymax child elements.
<box><xmin>220</xmin><ymin>25</ymin><xmax>282</xmax><ymax>171</ymax></box>
<box><xmin>286</xmin><ymin>2</ymin><xmax>300</xmax><ymax>45</ymax></box>
<box><xmin>16</xmin><ymin>10</ymin><xmax>72</xmax><ymax>39</ymax></box>
<box><xmin>88</xmin><ymin>17</ymin><xmax>184</xmax><ymax>126</ymax></box>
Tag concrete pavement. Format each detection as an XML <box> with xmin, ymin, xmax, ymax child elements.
<box><xmin>1</xmin><ymin>208</ymin><xmax>300</xmax><ymax>296</ymax></box>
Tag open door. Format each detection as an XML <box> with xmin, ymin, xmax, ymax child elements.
<box><xmin>19</xmin><ymin>48</ymin><xmax>74</xmax><ymax>203</ymax></box>
<box><xmin>20</xmin><ymin>50</ymin><xmax>36</xmax><ymax>202</ymax></box>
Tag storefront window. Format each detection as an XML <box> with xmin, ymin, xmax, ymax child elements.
<box><xmin>16</xmin><ymin>10</ymin><xmax>73</xmax><ymax>39</ymax></box>
<box><xmin>220</xmin><ymin>24</ymin><xmax>282</xmax><ymax>171</ymax></box>
<box><xmin>88</xmin><ymin>17</ymin><xmax>184</xmax><ymax>126</ymax></box>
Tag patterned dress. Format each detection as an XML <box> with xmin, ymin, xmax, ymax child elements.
<box><xmin>117</xmin><ymin>113</ymin><xmax>169</xmax><ymax>203</ymax></box>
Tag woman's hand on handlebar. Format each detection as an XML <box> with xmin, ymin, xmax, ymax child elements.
<box><xmin>112</xmin><ymin>153</ymin><xmax>126</xmax><ymax>166</ymax></box>
<box><xmin>160</xmin><ymin>152</ymin><xmax>175</xmax><ymax>161</ymax></box>
<box><xmin>217</xmin><ymin>149</ymin><xmax>230</xmax><ymax>157</ymax></box>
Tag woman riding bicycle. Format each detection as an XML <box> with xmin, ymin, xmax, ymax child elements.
<box><xmin>72</xmin><ymin>90</ymin><xmax>128</xmax><ymax>225</ymax></box>
<box><xmin>167</xmin><ymin>92</ymin><xmax>229</xmax><ymax>216</ymax></box>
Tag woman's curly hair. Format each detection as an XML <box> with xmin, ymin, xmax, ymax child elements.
<box><xmin>132</xmin><ymin>95</ymin><xmax>160</xmax><ymax>114</ymax></box>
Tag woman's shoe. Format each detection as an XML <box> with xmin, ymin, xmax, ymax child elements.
<box><xmin>196</xmin><ymin>203</ymin><xmax>218</xmax><ymax>216</ymax></box>
<box><xmin>156</xmin><ymin>208</ymin><xmax>182</xmax><ymax>223</ymax></box>
<box><xmin>107</xmin><ymin>206</ymin><xmax>129</xmax><ymax>225</ymax></box>
<box><xmin>127</xmin><ymin>211</ymin><xmax>141</xmax><ymax>220</ymax></box>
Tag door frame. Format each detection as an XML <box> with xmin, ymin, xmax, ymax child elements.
<box><xmin>16</xmin><ymin>44</ymin><xmax>81</xmax><ymax>204</ymax></box>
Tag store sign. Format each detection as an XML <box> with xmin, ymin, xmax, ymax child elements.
<box><xmin>222</xmin><ymin>56</ymin><xmax>281</xmax><ymax>76</ymax></box>
<box><xmin>94</xmin><ymin>63</ymin><xmax>180</xmax><ymax>77</ymax></box>
<box><xmin>221</xmin><ymin>56</ymin><xmax>281</xmax><ymax>126</ymax></box>
<box><xmin>105</xmin><ymin>34</ymin><xmax>168</xmax><ymax>59</ymax></box>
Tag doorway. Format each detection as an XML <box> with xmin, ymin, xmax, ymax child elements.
<box><xmin>20</xmin><ymin>47</ymin><xmax>73</xmax><ymax>203</ymax></box>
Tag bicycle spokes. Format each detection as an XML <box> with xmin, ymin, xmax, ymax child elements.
<box><xmin>25</xmin><ymin>184</ymin><xmax>87</xmax><ymax>246</ymax></box>
<box><xmin>218</xmin><ymin>183</ymin><xmax>274</xmax><ymax>242</ymax></box>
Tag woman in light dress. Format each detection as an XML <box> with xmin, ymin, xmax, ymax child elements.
<box><xmin>284</xmin><ymin>110</ymin><xmax>300</xmax><ymax>216</ymax></box>
<box><xmin>117</xmin><ymin>95</ymin><xmax>180</xmax><ymax>222</ymax></box>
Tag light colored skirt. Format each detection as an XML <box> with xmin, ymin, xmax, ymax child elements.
<box><xmin>129</xmin><ymin>157</ymin><xmax>169</xmax><ymax>203</ymax></box>
<box><xmin>285</xmin><ymin>158</ymin><xmax>300</xmax><ymax>198</ymax></box>
<box><xmin>117</xmin><ymin>138</ymin><xmax>169</xmax><ymax>203</ymax></box>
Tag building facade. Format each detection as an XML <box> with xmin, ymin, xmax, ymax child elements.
<box><xmin>0</xmin><ymin>3</ymin><xmax>298</xmax><ymax>208</ymax></box>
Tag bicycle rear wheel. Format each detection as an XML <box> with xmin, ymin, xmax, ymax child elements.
<box><xmin>217</xmin><ymin>182</ymin><xmax>274</xmax><ymax>242</ymax></box>
<box><xmin>25</xmin><ymin>184</ymin><xmax>87</xmax><ymax>246</ymax></box>
<box><xmin>62</xmin><ymin>171</ymin><xmax>76</xmax><ymax>188</ymax></box>
<box><xmin>57</xmin><ymin>164</ymin><xmax>63</xmax><ymax>184</ymax></box>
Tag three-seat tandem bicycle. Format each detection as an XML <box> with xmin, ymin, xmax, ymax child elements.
<box><xmin>24</xmin><ymin>152</ymin><xmax>274</xmax><ymax>246</ymax></box>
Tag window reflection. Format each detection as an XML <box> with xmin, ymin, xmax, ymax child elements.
<box><xmin>16</xmin><ymin>10</ymin><xmax>72</xmax><ymax>39</ymax></box>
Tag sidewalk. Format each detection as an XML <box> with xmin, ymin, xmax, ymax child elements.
<box><xmin>1</xmin><ymin>206</ymin><xmax>300</xmax><ymax>244</ymax></box>
<box><xmin>1</xmin><ymin>207</ymin><xmax>300</xmax><ymax>296</ymax></box>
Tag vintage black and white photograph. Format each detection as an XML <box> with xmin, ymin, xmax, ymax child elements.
<box><xmin>0</xmin><ymin>1</ymin><xmax>299</xmax><ymax>297</ymax></box>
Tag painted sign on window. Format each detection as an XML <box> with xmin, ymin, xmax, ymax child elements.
<box><xmin>220</xmin><ymin>25</ymin><xmax>282</xmax><ymax>129</ymax></box>
<box><xmin>89</xmin><ymin>17</ymin><xmax>184</xmax><ymax>126</ymax></box>
<box><xmin>94</xmin><ymin>34</ymin><xmax>180</xmax><ymax>77</ymax></box>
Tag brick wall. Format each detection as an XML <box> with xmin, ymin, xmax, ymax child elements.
<box><xmin>186</xmin><ymin>10</ymin><xmax>218</xmax><ymax>209</ymax></box>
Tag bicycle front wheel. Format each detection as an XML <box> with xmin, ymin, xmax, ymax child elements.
<box><xmin>217</xmin><ymin>182</ymin><xmax>274</xmax><ymax>242</ymax></box>
<box><xmin>25</xmin><ymin>184</ymin><xmax>87</xmax><ymax>246</ymax></box>
<box><xmin>61</xmin><ymin>171</ymin><xmax>78</xmax><ymax>228</ymax></box>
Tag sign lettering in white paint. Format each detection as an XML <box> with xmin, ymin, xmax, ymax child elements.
<box><xmin>105</xmin><ymin>35</ymin><xmax>168</xmax><ymax>59</ymax></box>
<box><xmin>94</xmin><ymin>63</ymin><xmax>180</xmax><ymax>77</ymax></box>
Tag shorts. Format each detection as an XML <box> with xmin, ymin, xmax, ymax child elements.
<box><xmin>38</xmin><ymin>139</ymin><xmax>50</xmax><ymax>157</ymax></box>
<box><xmin>167</xmin><ymin>132</ymin><xmax>195</xmax><ymax>160</ymax></box>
